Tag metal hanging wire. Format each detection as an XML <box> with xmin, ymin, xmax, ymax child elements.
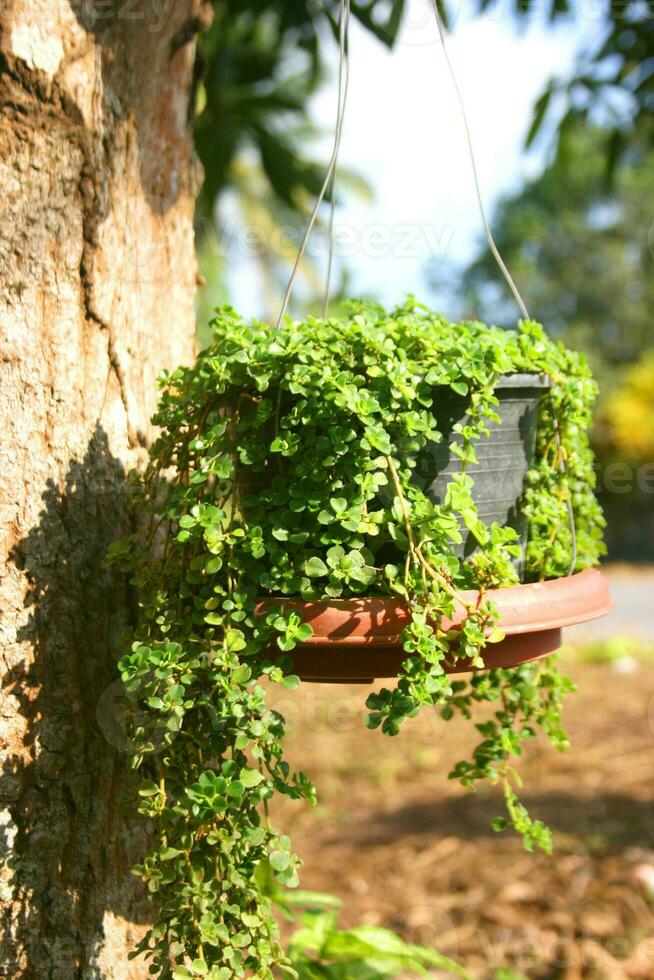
<box><xmin>429</xmin><ymin>0</ymin><xmax>577</xmax><ymax>575</ymax></box>
<box><xmin>428</xmin><ymin>0</ymin><xmax>529</xmax><ymax>320</ymax></box>
<box><xmin>323</xmin><ymin>4</ymin><xmax>351</xmax><ymax>318</ymax></box>
<box><xmin>275</xmin><ymin>0</ymin><xmax>351</xmax><ymax>329</ymax></box>
<box><xmin>273</xmin><ymin>0</ymin><xmax>577</xmax><ymax>575</ymax></box>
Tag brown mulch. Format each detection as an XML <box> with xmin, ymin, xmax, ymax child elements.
<box><xmin>267</xmin><ymin>659</ymin><xmax>654</xmax><ymax>979</ymax></box>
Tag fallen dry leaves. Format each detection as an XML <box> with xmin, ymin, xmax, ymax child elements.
<box><xmin>268</xmin><ymin>658</ymin><xmax>654</xmax><ymax>979</ymax></box>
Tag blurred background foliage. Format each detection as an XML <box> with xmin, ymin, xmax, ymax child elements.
<box><xmin>481</xmin><ymin>0</ymin><xmax>654</xmax><ymax>170</ymax></box>
<box><xmin>452</xmin><ymin>131</ymin><xmax>654</xmax><ymax>376</ymax></box>
<box><xmin>434</xmin><ymin>128</ymin><xmax>654</xmax><ymax>558</ymax></box>
<box><xmin>194</xmin><ymin>0</ymin><xmax>654</xmax><ymax>231</ymax></box>
<box><xmin>600</xmin><ymin>354</ymin><xmax>654</xmax><ymax>466</ymax></box>
<box><xmin>193</xmin><ymin>0</ymin><xmax>404</xmax><ymax>322</ymax></box>
<box><xmin>192</xmin><ymin>0</ymin><xmax>654</xmax><ymax>560</ymax></box>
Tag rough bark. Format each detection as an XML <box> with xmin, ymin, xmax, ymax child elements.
<box><xmin>0</xmin><ymin>2</ymin><xmax>211</xmax><ymax>975</ymax></box>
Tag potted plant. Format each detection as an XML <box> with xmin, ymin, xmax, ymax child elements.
<box><xmin>109</xmin><ymin>299</ymin><xmax>610</xmax><ymax>978</ymax></box>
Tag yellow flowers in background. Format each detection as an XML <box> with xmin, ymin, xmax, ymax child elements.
<box><xmin>601</xmin><ymin>352</ymin><xmax>654</xmax><ymax>463</ymax></box>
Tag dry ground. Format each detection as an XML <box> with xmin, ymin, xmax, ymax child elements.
<box><xmin>267</xmin><ymin>648</ymin><xmax>654</xmax><ymax>979</ymax></box>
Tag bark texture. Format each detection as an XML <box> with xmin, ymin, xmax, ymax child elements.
<box><xmin>0</xmin><ymin>2</ymin><xmax>211</xmax><ymax>974</ymax></box>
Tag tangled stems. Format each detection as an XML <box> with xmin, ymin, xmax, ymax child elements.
<box><xmin>108</xmin><ymin>300</ymin><xmax>604</xmax><ymax>977</ymax></box>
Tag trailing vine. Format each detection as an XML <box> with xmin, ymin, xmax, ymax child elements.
<box><xmin>108</xmin><ymin>299</ymin><xmax>604</xmax><ymax>977</ymax></box>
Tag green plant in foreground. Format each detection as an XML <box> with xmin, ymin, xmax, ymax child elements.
<box><xmin>279</xmin><ymin>890</ymin><xmax>471</xmax><ymax>979</ymax></box>
<box><xmin>108</xmin><ymin>300</ymin><xmax>604</xmax><ymax>977</ymax></box>
<box><xmin>571</xmin><ymin>634</ymin><xmax>654</xmax><ymax>665</ymax></box>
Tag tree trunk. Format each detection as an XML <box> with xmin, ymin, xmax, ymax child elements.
<box><xmin>0</xmin><ymin>2</ymin><xmax>211</xmax><ymax>975</ymax></box>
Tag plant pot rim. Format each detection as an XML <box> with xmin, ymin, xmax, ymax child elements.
<box><xmin>493</xmin><ymin>372</ymin><xmax>551</xmax><ymax>389</ymax></box>
<box><xmin>259</xmin><ymin>568</ymin><xmax>612</xmax><ymax>641</ymax></box>
<box><xmin>258</xmin><ymin>568</ymin><xmax>612</xmax><ymax>682</ymax></box>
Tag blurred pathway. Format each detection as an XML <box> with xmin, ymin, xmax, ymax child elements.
<box><xmin>566</xmin><ymin>565</ymin><xmax>654</xmax><ymax>643</ymax></box>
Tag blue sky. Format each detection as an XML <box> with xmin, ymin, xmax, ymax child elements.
<box><xmin>228</xmin><ymin>0</ymin><xmax>602</xmax><ymax>321</ymax></box>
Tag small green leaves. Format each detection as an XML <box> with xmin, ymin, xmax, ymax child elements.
<box><xmin>232</xmin><ymin>664</ymin><xmax>251</xmax><ymax>685</ymax></box>
<box><xmin>271</xmin><ymin>612</ymin><xmax>313</xmax><ymax>651</ymax></box>
<box><xmin>502</xmin><ymin>787</ymin><xmax>553</xmax><ymax>854</ymax></box>
<box><xmin>248</xmin><ymin>524</ymin><xmax>265</xmax><ymax>558</ymax></box>
<box><xmin>225</xmin><ymin>628</ymin><xmax>246</xmax><ymax>652</ymax></box>
<box><xmin>114</xmin><ymin>300</ymin><xmax>602</xmax><ymax>977</ymax></box>
<box><xmin>330</xmin><ymin>496</ymin><xmax>348</xmax><ymax>515</ymax></box>
<box><xmin>304</xmin><ymin>556</ymin><xmax>328</xmax><ymax>577</ymax></box>
<box><xmin>269</xmin><ymin>836</ymin><xmax>299</xmax><ymax>886</ymax></box>
<box><xmin>322</xmin><ymin>546</ymin><xmax>376</xmax><ymax>595</ymax></box>
<box><xmin>487</xmin><ymin>626</ymin><xmax>505</xmax><ymax>644</ymax></box>
<box><xmin>239</xmin><ymin>768</ymin><xmax>264</xmax><ymax>788</ymax></box>
<box><xmin>269</xmin><ymin>850</ymin><xmax>290</xmax><ymax>872</ymax></box>
<box><xmin>185</xmin><ymin>771</ymin><xmax>228</xmax><ymax>817</ymax></box>
<box><xmin>271</xmin><ymin>433</ymin><xmax>300</xmax><ymax>456</ymax></box>
<box><xmin>361</xmin><ymin>424</ymin><xmax>392</xmax><ymax>455</ymax></box>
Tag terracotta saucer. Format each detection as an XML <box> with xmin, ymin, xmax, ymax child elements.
<box><xmin>258</xmin><ymin>568</ymin><xmax>613</xmax><ymax>683</ymax></box>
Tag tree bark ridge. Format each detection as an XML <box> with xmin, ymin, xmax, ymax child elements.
<box><xmin>0</xmin><ymin>2</ymin><xmax>211</xmax><ymax>974</ymax></box>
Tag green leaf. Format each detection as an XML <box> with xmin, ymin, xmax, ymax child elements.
<box><xmin>232</xmin><ymin>664</ymin><xmax>252</xmax><ymax>684</ymax></box>
<box><xmin>304</xmin><ymin>557</ymin><xmax>328</xmax><ymax>577</ymax></box>
<box><xmin>526</xmin><ymin>85</ymin><xmax>553</xmax><ymax>149</ymax></box>
<box><xmin>226</xmin><ymin>629</ymin><xmax>246</xmax><ymax>652</ymax></box>
<box><xmin>326</xmin><ymin>545</ymin><xmax>345</xmax><ymax>565</ymax></box>
<box><xmin>137</xmin><ymin>782</ymin><xmax>161</xmax><ymax>798</ymax></box>
<box><xmin>487</xmin><ymin>627</ymin><xmax>505</xmax><ymax>644</ymax></box>
<box><xmin>240</xmin><ymin>768</ymin><xmax>265</xmax><ymax>788</ymax></box>
<box><xmin>270</xmin><ymin>850</ymin><xmax>291</xmax><ymax>872</ymax></box>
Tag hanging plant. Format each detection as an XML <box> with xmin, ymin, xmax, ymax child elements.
<box><xmin>108</xmin><ymin>299</ymin><xmax>607</xmax><ymax>978</ymax></box>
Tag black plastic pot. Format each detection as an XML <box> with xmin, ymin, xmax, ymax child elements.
<box><xmin>239</xmin><ymin>373</ymin><xmax>550</xmax><ymax>578</ymax></box>
<box><xmin>414</xmin><ymin>373</ymin><xmax>551</xmax><ymax>576</ymax></box>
